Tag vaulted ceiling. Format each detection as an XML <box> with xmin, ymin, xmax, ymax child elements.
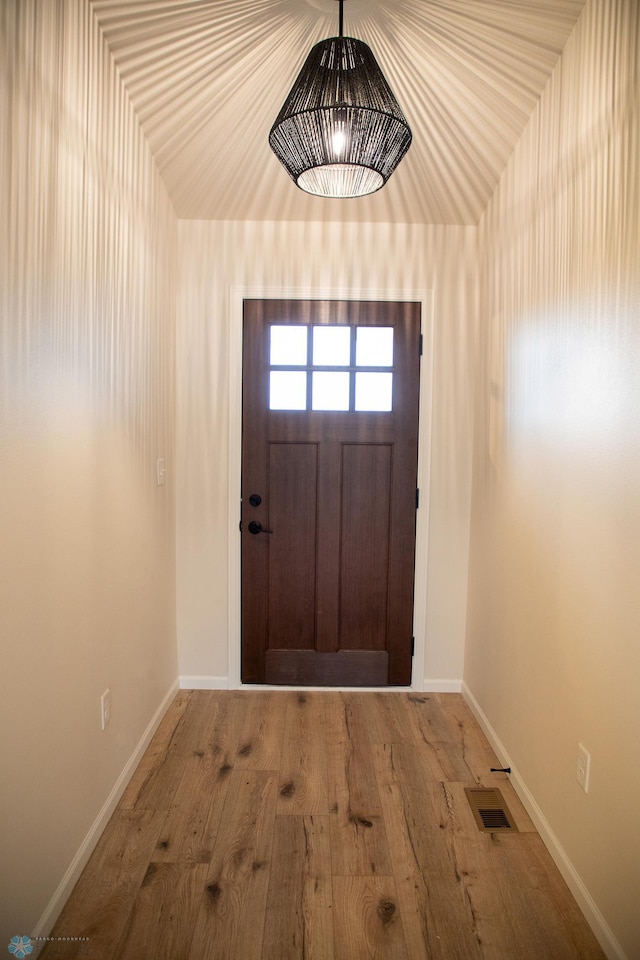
<box><xmin>91</xmin><ymin>0</ymin><xmax>587</xmax><ymax>224</ymax></box>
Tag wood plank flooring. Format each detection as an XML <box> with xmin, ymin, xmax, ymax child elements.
<box><xmin>40</xmin><ymin>691</ymin><xmax>605</xmax><ymax>960</ymax></box>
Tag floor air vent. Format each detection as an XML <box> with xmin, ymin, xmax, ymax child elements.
<box><xmin>465</xmin><ymin>788</ymin><xmax>518</xmax><ymax>832</ymax></box>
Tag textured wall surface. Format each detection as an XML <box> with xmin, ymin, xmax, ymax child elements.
<box><xmin>465</xmin><ymin>0</ymin><xmax>640</xmax><ymax>955</ymax></box>
<box><xmin>175</xmin><ymin>219</ymin><xmax>478</xmax><ymax>689</ymax></box>
<box><xmin>0</xmin><ymin>0</ymin><xmax>177</xmax><ymax>940</ymax></box>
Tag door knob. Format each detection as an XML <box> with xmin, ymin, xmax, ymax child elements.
<box><xmin>248</xmin><ymin>520</ymin><xmax>273</xmax><ymax>535</ymax></box>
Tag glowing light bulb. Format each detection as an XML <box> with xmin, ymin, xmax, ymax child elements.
<box><xmin>332</xmin><ymin>128</ymin><xmax>347</xmax><ymax>156</ymax></box>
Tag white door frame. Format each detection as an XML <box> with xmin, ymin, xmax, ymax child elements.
<box><xmin>228</xmin><ymin>285</ymin><xmax>434</xmax><ymax>691</ymax></box>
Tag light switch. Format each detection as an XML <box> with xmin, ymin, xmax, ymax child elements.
<box><xmin>156</xmin><ymin>458</ymin><xmax>166</xmax><ymax>486</ymax></box>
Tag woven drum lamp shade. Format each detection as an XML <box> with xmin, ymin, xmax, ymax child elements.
<box><xmin>269</xmin><ymin>20</ymin><xmax>412</xmax><ymax>199</ymax></box>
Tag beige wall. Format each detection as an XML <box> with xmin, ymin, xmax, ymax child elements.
<box><xmin>175</xmin><ymin>219</ymin><xmax>478</xmax><ymax>689</ymax></box>
<box><xmin>465</xmin><ymin>0</ymin><xmax>640</xmax><ymax>956</ymax></box>
<box><xmin>1</xmin><ymin>0</ymin><xmax>178</xmax><ymax>940</ymax></box>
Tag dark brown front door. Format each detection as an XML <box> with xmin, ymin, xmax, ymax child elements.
<box><xmin>241</xmin><ymin>299</ymin><xmax>421</xmax><ymax>686</ymax></box>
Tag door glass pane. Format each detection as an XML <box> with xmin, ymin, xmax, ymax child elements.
<box><xmin>355</xmin><ymin>372</ymin><xmax>393</xmax><ymax>411</ymax></box>
<box><xmin>270</xmin><ymin>371</ymin><xmax>307</xmax><ymax>410</ymax></box>
<box><xmin>270</xmin><ymin>325</ymin><xmax>307</xmax><ymax>366</ymax></box>
<box><xmin>356</xmin><ymin>327</ymin><xmax>394</xmax><ymax>367</ymax></box>
<box><xmin>313</xmin><ymin>326</ymin><xmax>350</xmax><ymax>366</ymax></box>
<box><xmin>312</xmin><ymin>372</ymin><xmax>350</xmax><ymax>410</ymax></box>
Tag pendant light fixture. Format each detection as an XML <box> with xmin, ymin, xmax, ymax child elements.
<box><xmin>269</xmin><ymin>0</ymin><xmax>412</xmax><ymax>199</ymax></box>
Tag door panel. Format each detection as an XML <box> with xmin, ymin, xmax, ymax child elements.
<box><xmin>267</xmin><ymin>442</ymin><xmax>318</xmax><ymax>649</ymax></box>
<box><xmin>241</xmin><ymin>299</ymin><xmax>420</xmax><ymax>686</ymax></box>
<box><xmin>339</xmin><ymin>443</ymin><xmax>391</xmax><ymax>651</ymax></box>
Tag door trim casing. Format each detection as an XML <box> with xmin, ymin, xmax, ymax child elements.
<box><xmin>228</xmin><ymin>285</ymin><xmax>434</xmax><ymax>691</ymax></box>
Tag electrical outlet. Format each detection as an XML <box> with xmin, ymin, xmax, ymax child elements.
<box><xmin>576</xmin><ymin>743</ymin><xmax>590</xmax><ymax>793</ymax></box>
<box><xmin>101</xmin><ymin>689</ymin><xmax>111</xmax><ymax>730</ymax></box>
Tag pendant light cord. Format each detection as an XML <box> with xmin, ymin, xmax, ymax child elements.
<box><xmin>339</xmin><ymin>0</ymin><xmax>344</xmax><ymax>38</ymax></box>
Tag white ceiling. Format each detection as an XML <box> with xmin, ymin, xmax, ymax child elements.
<box><xmin>91</xmin><ymin>0</ymin><xmax>587</xmax><ymax>224</ymax></box>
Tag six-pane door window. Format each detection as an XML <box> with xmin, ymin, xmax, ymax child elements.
<box><xmin>269</xmin><ymin>325</ymin><xmax>394</xmax><ymax>412</ymax></box>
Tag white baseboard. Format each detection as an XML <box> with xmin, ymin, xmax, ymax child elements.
<box><xmin>178</xmin><ymin>676</ymin><xmax>462</xmax><ymax>693</ymax></box>
<box><xmin>33</xmin><ymin>678</ymin><xmax>180</xmax><ymax>938</ymax></box>
<box><xmin>424</xmin><ymin>678</ymin><xmax>462</xmax><ymax>692</ymax></box>
<box><xmin>461</xmin><ymin>682</ymin><xmax>628</xmax><ymax>960</ymax></box>
<box><xmin>179</xmin><ymin>674</ymin><xmax>229</xmax><ymax>689</ymax></box>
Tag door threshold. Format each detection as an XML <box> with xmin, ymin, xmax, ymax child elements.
<box><xmin>234</xmin><ymin>683</ymin><xmax>419</xmax><ymax>693</ymax></box>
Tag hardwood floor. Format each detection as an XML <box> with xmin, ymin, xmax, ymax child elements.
<box><xmin>41</xmin><ymin>691</ymin><xmax>605</xmax><ymax>959</ymax></box>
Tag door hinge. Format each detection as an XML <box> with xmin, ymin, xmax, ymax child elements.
<box><xmin>415</xmin><ymin>487</ymin><xmax>419</xmax><ymax>509</ymax></box>
<box><xmin>411</xmin><ymin>637</ymin><xmax>415</xmax><ymax>657</ymax></box>
<box><xmin>419</xmin><ymin>334</ymin><xmax>423</xmax><ymax>356</ymax></box>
